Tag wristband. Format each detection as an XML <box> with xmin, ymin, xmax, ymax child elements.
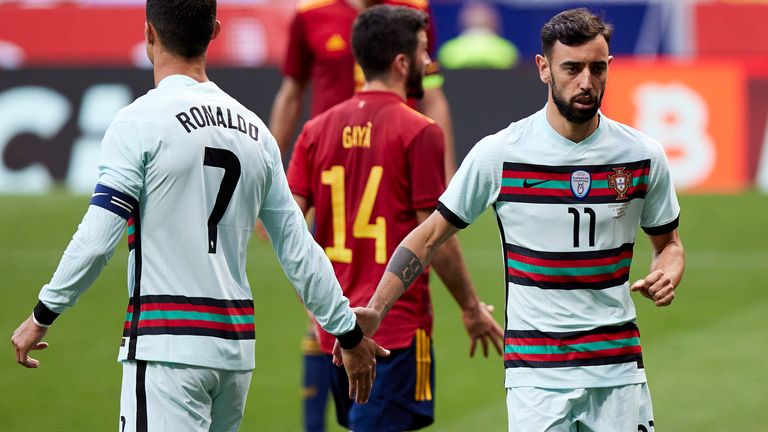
<box><xmin>336</xmin><ymin>323</ymin><xmax>364</xmax><ymax>350</ymax></box>
<box><xmin>33</xmin><ymin>301</ymin><xmax>59</xmax><ymax>327</ymax></box>
<box><xmin>31</xmin><ymin>314</ymin><xmax>50</xmax><ymax>328</ymax></box>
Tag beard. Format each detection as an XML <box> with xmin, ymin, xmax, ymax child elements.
<box><xmin>405</xmin><ymin>59</ymin><xmax>425</xmax><ymax>100</ymax></box>
<box><xmin>551</xmin><ymin>74</ymin><xmax>602</xmax><ymax>124</ymax></box>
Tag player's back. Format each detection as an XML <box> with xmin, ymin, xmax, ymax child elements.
<box><xmin>288</xmin><ymin>91</ymin><xmax>446</xmax><ymax>351</ymax></box>
<box><xmin>106</xmin><ymin>75</ymin><xmax>277</xmax><ymax>370</ymax></box>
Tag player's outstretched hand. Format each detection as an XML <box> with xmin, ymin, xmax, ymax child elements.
<box><xmin>341</xmin><ymin>337</ymin><xmax>390</xmax><ymax>404</ymax></box>
<box><xmin>332</xmin><ymin>307</ymin><xmax>384</xmax><ymax>366</ymax></box>
<box><xmin>631</xmin><ymin>269</ymin><xmax>676</xmax><ymax>306</ymax></box>
<box><xmin>11</xmin><ymin>314</ymin><xmax>49</xmax><ymax>368</ymax></box>
<box><xmin>462</xmin><ymin>301</ymin><xmax>504</xmax><ymax>358</ymax></box>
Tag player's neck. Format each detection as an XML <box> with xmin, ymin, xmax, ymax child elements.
<box><xmin>363</xmin><ymin>80</ymin><xmax>406</xmax><ymax>100</ymax></box>
<box><xmin>152</xmin><ymin>51</ymin><xmax>209</xmax><ymax>86</ymax></box>
<box><xmin>545</xmin><ymin>100</ymin><xmax>599</xmax><ymax>143</ymax></box>
<box><xmin>346</xmin><ymin>0</ymin><xmax>375</xmax><ymax>11</ymax></box>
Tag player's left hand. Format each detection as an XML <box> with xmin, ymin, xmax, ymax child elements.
<box><xmin>341</xmin><ymin>337</ymin><xmax>390</xmax><ymax>404</ymax></box>
<box><xmin>462</xmin><ymin>301</ymin><xmax>504</xmax><ymax>357</ymax></box>
<box><xmin>631</xmin><ymin>269</ymin><xmax>676</xmax><ymax>306</ymax></box>
<box><xmin>11</xmin><ymin>314</ymin><xmax>49</xmax><ymax>368</ymax></box>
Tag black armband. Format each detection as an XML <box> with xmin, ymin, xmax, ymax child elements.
<box><xmin>386</xmin><ymin>246</ymin><xmax>424</xmax><ymax>290</ymax></box>
<box><xmin>336</xmin><ymin>323</ymin><xmax>364</xmax><ymax>349</ymax></box>
<box><xmin>33</xmin><ymin>301</ymin><xmax>60</xmax><ymax>326</ymax></box>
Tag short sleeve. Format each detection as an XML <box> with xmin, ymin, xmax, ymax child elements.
<box><xmin>286</xmin><ymin>124</ymin><xmax>314</xmax><ymax>202</ymax></box>
<box><xmin>640</xmin><ymin>142</ymin><xmax>680</xmax><ymax>234</ymax></box>
<box><xmin>97</xmin><ymin>119</ymin><xmax>148</xmax><ymax>201</ymax></box>
<box><xmin>437</xmin><ymin>135</ymin><xmax>504</xmax><ymax>228</ymax></box>
<box><xmin>282</xmin><ymin>12</ymin><xmax>312</xmax><ymax>82</ymax></box>
<box><xmin>408</xmin><ymin>123</ymin><xmax>446</xmax><ymax>210</ymax></box>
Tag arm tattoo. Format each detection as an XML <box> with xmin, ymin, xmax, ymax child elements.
<box><xmin>386</xmin><ymin>246</ymin><xmax>424</xmax><ymax>290</ymax></box>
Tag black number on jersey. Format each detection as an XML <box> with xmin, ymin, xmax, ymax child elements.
<box><xmin>203</xmin><ymin>147</ymin><xmax>241</xmax><ymax>253</ymax></box>
<box><xmin>568</xmin><ymin>207</ymin><xmax>596</xmax><ymax>248</ymax></box>
<box><xmin>638</xmin><ymin>420</ymin><xmax>655</xmax><ymax>431</ymax></box>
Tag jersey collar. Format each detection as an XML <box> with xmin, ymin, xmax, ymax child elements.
<box><xmin>539</xmin><ymin>104</ymin><xmax>604</xmax><ymax>147</ymax></box>
<box><xmin>157</xmin><ymin>74</ymin><xmax>206</xmax><ymax>89</ymax></box>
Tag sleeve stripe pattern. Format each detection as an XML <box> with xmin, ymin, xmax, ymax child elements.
<box><xmin>436</xmin><ymin>200</ymin><xmax>469</xmax><ymax>229</ymax></box>
<box><xmin>641</xmin><ymin>215</ymin><xmax>680</xmax><ymax>236</ymax></box>
<box><xmin>90</xmin><ymin>184</ymin><xmax>139</xmax><ymax>220</ymax></box>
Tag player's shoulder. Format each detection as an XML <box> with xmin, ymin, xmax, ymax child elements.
<box><xmin>304</xmin><ymin>97</ymin><xmax>354</xmax><ymax>131</ymax></box>
<box><xmin>296</xmin><ymin>0</ymin><xmax>338</xmax><ymax>14</ymax></box>
<box><xmin>385</xmin><ymin>0</ymin><xmax>430</xmax><ymax>12</ymax></box>
<box><xmin>393</xmin><ymin>101</ymin><xmax>436</xmax><ymax>127</ymax></box>
<box><xmin>601</xmin><ymin>113</ymin><xmax>666</xmax><ymax>157</ymax></box>
<box><xmin>109</xmin><ymin>90</ymin><xmax>160</xmax><ymax>125</ymax></box>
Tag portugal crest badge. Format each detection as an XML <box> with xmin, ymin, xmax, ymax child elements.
<box><xmin>570</xmin><ymin>170</ymin><xmax>591</xmax><ymax>200</ymax></box>
<box><xmin>608</xmin><ymin>167</ymin><xmax>633</xmax><ymax>200</ymax></box>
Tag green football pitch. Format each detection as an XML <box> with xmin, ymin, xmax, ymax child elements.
<box><xmin>1</xmin><ymin>192</ymin><xmax>766</xmax><ymax>431</ymax></box>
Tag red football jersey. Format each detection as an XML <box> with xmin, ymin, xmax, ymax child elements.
<box><xmin>283</xmin><ymin>0</ymin><xmax>439</xmax><ymax>118</ymax></box>
<box><xmin>287</xmin><ymin>91</ymin><xmax>446</xmax><ymax>352</ymax></box>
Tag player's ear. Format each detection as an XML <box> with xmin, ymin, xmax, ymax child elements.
<box><xmin>145</xmin><ymin>21</ymin><xmax>156</xmax><ymax>64</ymax></box>
<box><xmin>145</xmin><ymin>21</ymin><xmax>155</xmax><ymax>45</ymax></box>
<box><xmin>394</xmin><ymin>53</ymin><xmax>409</xmax><ymax>76</ymax></box>
<box><xmin>535</xmin><ymin>54</ymin><xmax>550</xmax><ymax>84</ymax></box>
<box><xmin>211</xmin><ymin>20</ymin><xmax>222</xmax><ymax>41</ymax></box>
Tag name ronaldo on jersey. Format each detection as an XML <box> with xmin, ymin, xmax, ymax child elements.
<box><xmin>175</xmin><ymin>105</ymin><xmax>260</xmax><ymax>141</ymax></box>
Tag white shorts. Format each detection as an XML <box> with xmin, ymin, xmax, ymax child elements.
<box><xmin>506</xmin><ymin>383</ymin><xmax>655</xmax><ymax>432</ymax></box>
<box><xmin>119</xmin><ymin>360</ymin><xmax>252</xmax><ymax>432</ymax></box>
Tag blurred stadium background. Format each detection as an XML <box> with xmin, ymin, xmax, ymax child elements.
<box><xmin>1</xmin><ymin>0</ymin><xmax>767</xmax><ymax>430</ymax></box>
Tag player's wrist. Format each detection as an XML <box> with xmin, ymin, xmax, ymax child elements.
<box><xmin>32</xmin><ymin>301</ymin><xmax>59</xmax><ymax>327</ymax></box>
<box><xmin>460</xmin><ymin>297</ymin><xmax>482</xmax><ymax>315</ymax></box>
<box><xmin>336</xmin><ymin>322</ymin><xmax>364</xmax><ymax>350</ymax></box>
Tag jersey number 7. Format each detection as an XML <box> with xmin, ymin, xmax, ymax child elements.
<box><xmin>203</xmin><ymin>147</ymin><xmax>241</xmax><ymax>254</ymax></box>
<box><xmin>321</xmin><ymin>165</ymin><xmax>387</xmax><ymax>264</ymax></box>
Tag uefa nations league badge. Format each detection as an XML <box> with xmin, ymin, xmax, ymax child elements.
<box><xmin>570</xmin><ymin>170</ymin><xmax>591</xmax><ymax>199</ymax></box>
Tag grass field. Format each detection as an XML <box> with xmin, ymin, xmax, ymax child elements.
<box><xmin>1</xmin><ymin>192</ymin><xmax>767</xmax><ymax>431</ymax></box>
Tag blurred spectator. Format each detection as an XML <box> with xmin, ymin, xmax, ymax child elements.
<box><xmin>438</xmin><ymin>1</ymin><xmax>519</xmax><ymax>69</ymax></box>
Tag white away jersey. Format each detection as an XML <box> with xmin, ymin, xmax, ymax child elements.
<box><xmin>38</xmin><ymin>75</ymin><xmax>357</xmax><ymax>370</ymax></box>
<box><xmin>437</xmin><ymin>106</ymin><xmax>680</xmax><ymax>389</ymax></box>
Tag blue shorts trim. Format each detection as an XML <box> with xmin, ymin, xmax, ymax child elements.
<box><xmin>329</xmin><ymin>330</ymin><xmax>435</xmax><ymax>431</ymax></box>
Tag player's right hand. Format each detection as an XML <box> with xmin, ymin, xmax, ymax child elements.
<box><xmin>340</xmin><ymin>336</ymin><xmax>389</xmax><ymax>404</ymax></box>
<box><xmin>11</xmin><ymin>314</ymin><xmax>49</xmax><ymax>368</ymax></box>
<box><xmin>631</xmin><ymin>269</ymin><xmax>676</xmax><ymax>306</ymax></box>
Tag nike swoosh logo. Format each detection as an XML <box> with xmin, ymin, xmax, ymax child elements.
<box><xmin>523</xmin><ymin>179</ymin><xmax>550</xmax><ymax>188</ymax></box>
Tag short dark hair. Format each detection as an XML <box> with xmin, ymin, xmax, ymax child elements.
<box><xmin>351</xmin><ymin>5</ymin><xmax>428</xmax><ymax>81</ymax></box>
<box><xmin>146</xmin><ymin>0</ymin><xmax>217</xmax><ymax>58</ymax></box>
<box><xmin>541</xmin><ymin>8</ymin><xmax>613</xmax><ymax>58</ymax></box>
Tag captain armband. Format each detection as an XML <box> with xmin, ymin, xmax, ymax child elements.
<box><xmin>386</xmin><ymin>246</ymin><xmax>424</xmax><ymax>290</ymax></box>
<box><xmin>89</xmin><ymin>184</ymin><xmax>138</xmax><ymax>220</ymax></box>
